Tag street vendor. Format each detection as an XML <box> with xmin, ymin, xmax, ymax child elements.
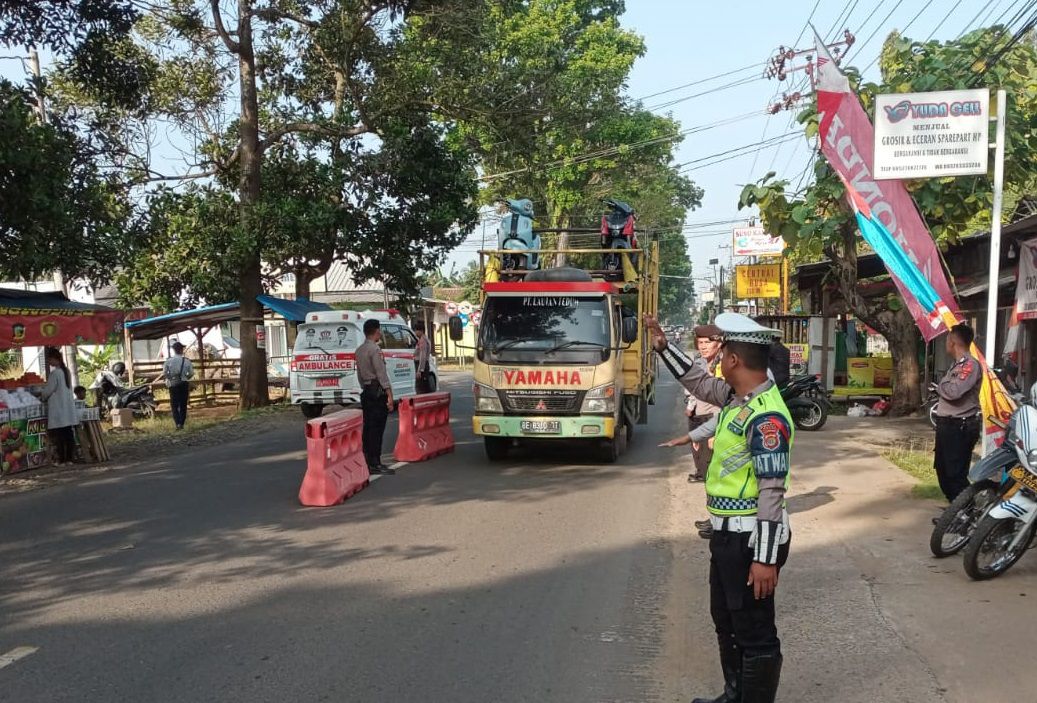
<box><xmin>649</xmin><ymin>312</ymin><xmax>792</xmax><ymax>703</ymax></box>
<box><xmin>40</xmin><ymin>347</ymin><xmax>78</xmax><ymax>466</ymax></box>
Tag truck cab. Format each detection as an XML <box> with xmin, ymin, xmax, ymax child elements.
<box><xmin>453</xmin><ymin>244</ymin><xmax>658</xmax><ymax>463</ymax></box>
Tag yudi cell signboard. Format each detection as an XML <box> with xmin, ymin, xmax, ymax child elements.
<box><xmin>873</xmin><ymin>88</ymin><xmax>989</xmax><ymax>180</ymax></box>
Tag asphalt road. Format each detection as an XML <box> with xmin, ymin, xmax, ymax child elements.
<box><xmin>0</xmin><ymin>373</ymin><xmax>684</xmax><ymax>703</ymax></box>
<box><xmin>6</xmin><ymin>373</ymin><xmax>1037</xmax><ymax>703</ymax></box>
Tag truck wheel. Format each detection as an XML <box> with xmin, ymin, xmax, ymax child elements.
<box><xmin>598</xmin><ymin>429</ymin><xmax>622</xmax><ymax>463</ymax></box>
<box><xmin>301</xmin><ymin>403</ymin><xmax>323</xmax><ymax>419</ymax></box>
<box><xmin>485</xmin><ymin>437</ymin><xmax>510</xmax><ymax>461</ymax></box>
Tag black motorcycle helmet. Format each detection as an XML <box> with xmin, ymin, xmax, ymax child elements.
<box><xmin>111</xmin><ymin>362</ymin><xmax>126</xmax><ymax>376</ymax></box>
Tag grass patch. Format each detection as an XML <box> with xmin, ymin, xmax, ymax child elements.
<box><xmin>105</xmin><ymin>403</ymin><xmax>293</xmax><ymax>448</ymax></box>
<box><xmin>881</xmin><ymin>436</ymin><xmax>944</xmax><ymax>499</ymax></box>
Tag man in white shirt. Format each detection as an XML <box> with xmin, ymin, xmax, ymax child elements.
<box><xmin>157</xmin><ymin>342</ymin><xmax>194</xmax><ymax>430</ymax></box>
<box><xmin>414</xmin><ymin>325</ymin><xmax>433</xmax><ymax>394</ymax></box>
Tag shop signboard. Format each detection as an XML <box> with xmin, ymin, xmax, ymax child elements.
<box><xmin>732</xmin><ymin>227</ymin><xmax>785</xmax><ymax>257</ymax></box>
<box><xmin>1014</xmin><ymin>239</ymin><xmax>1037</xmax><ymax>321</ymax></box>
<box><xmin>788</xmin><ymin>343</ymin><xmax>809</xmax><ymax>371</ymax></box>
<box><xmin>735</xmin><ymin>264</ymin><xmax>782</xmax><ymax>299</ymax></box>
<box><xmin>873</xmin><ymin>88</ymin><xmax>990</xmax><ymax>180</ymax></box>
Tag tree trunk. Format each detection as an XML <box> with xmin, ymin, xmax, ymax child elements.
<box><xmin>885</xmin><ymin>306</ymin><xmax>922</xmax><ymax>416</ymax></box>
<box><xmin>235</xmin><ymin>0</ymin><xmax>269</xmax><ymax>409</ymax></box>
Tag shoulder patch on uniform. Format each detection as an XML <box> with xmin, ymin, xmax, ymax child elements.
<box><xmin>748</xmin><ymin>413</ymin><xmax>791</xmax><ymax>479</ymax></box>
<box><xmin>959</xmin><ymin>360</ymin><xmax>974</xmax><ymax>380</ymax></box>
<box><xmin>726</xmin><ymin>405</ymin><xmax>756</xmax><ymax>435</ymax></box>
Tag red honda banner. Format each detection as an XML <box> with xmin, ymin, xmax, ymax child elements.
<box><xmin>814</xmin><ymin>34</ymin><xmax>960</xmax><ymax>341</ymax></box>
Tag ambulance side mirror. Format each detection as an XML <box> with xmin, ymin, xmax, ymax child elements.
<box><xmin>621</xmin><ymin>316</ymin><xmax>638</xmax><ymax>344</ymax></box>
<box><xmin>448</xmin><ymin>315</ymin><xmax>464</xmax><ymax>341</ymax></box>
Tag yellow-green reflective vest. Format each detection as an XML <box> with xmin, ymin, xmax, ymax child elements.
<box><xmin>705</xmin><ymin>384</ymin><xmax>793</xmax><ymax>516</ymax></box>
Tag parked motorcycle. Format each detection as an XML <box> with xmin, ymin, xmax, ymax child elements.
<box><xmin>780</xmin><ymin>373</ymin><xmax>830</xmax><ymax>431</ymax></box>
<box><xmin>962</xmin><ymin>400</ymin><xmax>1037</xmax><ymax>580</ymax></box>
<box><xmin>929</xmin><ymin>441</ymin><xmax>1016</xmax><ymax>557</ymax></box>
<box><xmin>498</xmin><ymin>198</ymin><xmax>540</xmax><ymax>276</ymax></box>
<box><xmin>599</xmin><ymin>198</ymin><xmax>638</xmax><ymax>279</ymax></box>
<box><xmin>923</xmin><ymin>382</ymin><xmax>940</xmax><ymax>429</ymax></box>
<box><xmin>89</xmin><ymin>363</ymin><xmax>157</xmax><ymax>420</ymax></box>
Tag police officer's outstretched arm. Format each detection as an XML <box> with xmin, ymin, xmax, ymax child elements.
<box><xmin>645</xmin><ymin>315</ymin><xmax>730</xmax><ymax>407</ymax></box>
<box><xmin>746</xmin><ymin>412</ymin><xmax>792</xmax><ymax>599</ymax></box>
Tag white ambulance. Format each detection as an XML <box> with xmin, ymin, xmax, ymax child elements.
<box><xmin>290</xmin><ymin>310</ymin><xmax>435</xmax><ymax>418</ymax></box>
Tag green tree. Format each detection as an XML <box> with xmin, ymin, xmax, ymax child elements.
<box><xmin>59</xmin><ymin>1</ymin><xmax>483</xmax><ymax>408</ymax></box>
<box><xmin>0</xmin><ymin>80</ymin><xmax>131</xmax><ymax>284</ymax></box>
<box><xmin>740</xmin><ymin>25</ymin><xmax>1037</xmax><ymax>414</ymax></box>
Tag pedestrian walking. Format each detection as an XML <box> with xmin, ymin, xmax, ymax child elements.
<box><xmin>156</xmin><ymin>342</ymin><xmax>194</xmax><ymax>430</ymax></box>
<box><xmin>357</xmin><ymin>319</ymin><xmax>396</xmax><ymax>475</ymax></box>
<box><xmin>933</xmin><ymin>323</ymin><xmax>982</xmax><ymax>503</ymax></box>
<box><xmin>649</xmin><ymin>312</ymin><xmax>792</xmax><ymax>703</ymax></box>
<box><xmin>40</xmin><ymin>347</ymin><xmax>79</xmax><ymax>465</ymax></box>
<box><xmin>414</xmin><ymin>325</ymin><xmax>433</xmax><ymax>394</ymax></box>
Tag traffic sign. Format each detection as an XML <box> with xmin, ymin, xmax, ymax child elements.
<box><xmin>471</xmin><ymin>310</ymin><xmax>481</xmax><ymax>326</ymax></box>
<box><xmin>459</xmin><ymin>312</ymin><xmax>470</xmax><ymax>327</ymax></box>
<box><xmin>459</xmin><ymin>301</ymin><xmax>473</xmax><ymax>315</ymax></box>
<box><xmin>445</xmin><ymin>302</ymin><xmax>459</xmax><ymax>315</ymax></box>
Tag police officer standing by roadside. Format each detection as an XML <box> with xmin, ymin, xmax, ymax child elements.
<box><xmin>356</xmin><ymin>319</ymin><xmax>396</xmax><ymax>475</ymax></box>
<box><xmin>933</xmin><ymin>323</ymin><xmax>982</xmax><ymax>504</ymax></box>
<box><xmin>649</xmin><ymin>312</ymin><xmax>792</xmax><ymax>703</ymax></box>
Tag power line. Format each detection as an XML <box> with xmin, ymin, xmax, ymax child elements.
<box><xmin>477</xmin><ymin>109</ymin><xmax>767</xmax><ymax>182</ymax></box>
<box><xmin>633</xmin><ymin>61</ymin><xmax>767</xmax><ymax>102</ymax></box>
<box><xmin>678</xmin><ymin>133</ymin><xmax>803</xmax><ymax>175</ymax></box>
<box><xmin>925</xmin><ymin>0</ymin><xmax>966</xmax><ymax>41</ymax></box>
<box><xmin>970</xmin><ymin>2</ymin><xmax>1037</xmax><ymax>84</ymax></box>
<box><xmin>645</xmin><ymin>75</ymin><xmax>763</xmax><ymax>111</ymax></box>
<box><xmin>844</xmin><ymin>0</ymin><xmax>907</xmax><ymax>66</ymax></box>
<box><xmin>958</xmin><ymin>0</ymin><xmax>1001</xmax><ymax>37</ymax></box>
<box><xmin>861</xmin><ymin>0</ymin><xmax>938</xmax><ymax>74</ymax></box>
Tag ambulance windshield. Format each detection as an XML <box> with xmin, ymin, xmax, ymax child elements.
<box><xmin>479</xmin><ymin>295</ymin><xmax>611</xmax><ymax>362</ymax></box>
<box><xmin>294</xmin><ymin>323</ymin><xmax>360</xmax><ymax>353</ymax></box>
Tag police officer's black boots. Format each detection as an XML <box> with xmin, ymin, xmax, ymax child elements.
<box><xmin>691</xmin><ymin>636</ymin><xmax>741</xmax><ymax>703</ymax></box>
<box><xmin>739</xmin><ymin>652</ymin><xmax>782</xmax><ymax>703</ymax></box>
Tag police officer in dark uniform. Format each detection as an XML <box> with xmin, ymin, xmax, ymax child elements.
<box><xmin>356</xmin><ymin>319</ymin><xmax>396</xmax><ymax>475</ymax></box>
<box><xmin>933</xmin><ymin>323</ymin><xmax>982</xmax><ymax>502</ymax></box>
<box><xmin>649</xmin><ymin>312</ymin><xmax>792</xmax><ymax>703</ymax></box>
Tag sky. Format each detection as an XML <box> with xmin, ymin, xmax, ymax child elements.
<box><xmin>2</xmin><ymin>0</ymin><xmax>1016</xmax><ymax>301</ymax></box>
<box><xmin>447</xmin><ymin>0</ymin><xmax>1011</xmax><ymax>298</ymax></box>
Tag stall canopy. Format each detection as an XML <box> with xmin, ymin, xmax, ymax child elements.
<box><xmin>0</xmin><ymin>288</ymin><xmax>124</xmax><ymax>349</ymax></box>
<box><xmin>256</xmin><ymin>295</ymin><xmax>332</xmax><ymax>322</ymax></box>
<box><xmin>123</xmin><ymin>302</ymin><xmax>241</xmax><ymax>341</ymax></box>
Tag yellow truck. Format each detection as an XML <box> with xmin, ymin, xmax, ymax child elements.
<box><xmin>449</xmin><ymin>244</ymin><xmax>659</xmax><ymax>462</ymax></box>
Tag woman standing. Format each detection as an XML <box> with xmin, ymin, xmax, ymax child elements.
<box><xmin>40</xmin><ymin>347</ymin><xmax>79</xmax><ymax>465</ymax></box>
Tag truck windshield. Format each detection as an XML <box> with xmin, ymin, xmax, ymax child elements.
<box><xmin>480</xmin><ymin>295</ymin><xmax>611</xmax><ymax>361</ymax></box>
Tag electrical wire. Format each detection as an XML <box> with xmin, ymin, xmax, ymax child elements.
<box><xmin>645</xmin><ymin>75</ymin><xmax>764</xmax><ymax>111</ymax></box>
<box><xmin>844</xmin><ymin>0</ymin><xmax>907</xmax><ymax>65</ymax></box>
<box><xmin>925</xmin><ymin>0</ymin><xmax>966</xmax><ymax>41</ymax></box>
<box><xmin>860</xmin><ymin>0</ymin><xmax>938</xmax><ymax>73</ymax></box>
<box><xmin>634</xmin><ymin>61</ymin><xmax>768</xmax><ymax>102</ymax></box>
<box><xmin>970</xmin><ymin>2</ymin><xmax>1037</xmax><ymax>84</ymax></box>
<box><xmin>958</xmin><ymin>0</ymin><xmax>1001</xmax><ymax>37</ymax></box>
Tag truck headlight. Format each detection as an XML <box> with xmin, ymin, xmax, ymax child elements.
<box><xmin>474</xmin><ymin>382</ymin><xmax>502</xmax><ymax>413</ymax></box>
<box><xmin>581</xmin><ymin>384</ymin><xmax>616</xmax><ymax>414</ymax></box>
<box><xmin>1028</xmin><ymin>449</ymin><xmax>1037</xmax><ymax>469</ymax></box>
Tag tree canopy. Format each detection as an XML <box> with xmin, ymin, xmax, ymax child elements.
<box><xmin>739</xmin><ymin>25</ymin><xmax>1037</xmax><ymax>413</ymax></box>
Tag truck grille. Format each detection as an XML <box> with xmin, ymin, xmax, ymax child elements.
<box><xmin>502</xmin><ymin>390</ymin><xmax>582</xmax><ymax>414</ymax></box>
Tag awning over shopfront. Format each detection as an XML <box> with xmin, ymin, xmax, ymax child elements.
<box><xmin>256</xmin><ymin>295</ymin><xmax>332</xmax><ymax>322</ymax></box>
<box><xmin>0</xmin><ymin>289</ymin><xmax>124</xmax><ymax>349</ymax></box>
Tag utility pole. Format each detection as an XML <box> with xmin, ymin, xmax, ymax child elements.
<box><xmin>29</xmin><ymin>49</ymin><xmax>80</xmax><ymax>386</ymax></box>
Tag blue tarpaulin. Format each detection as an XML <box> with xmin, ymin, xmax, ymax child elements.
<box><xmin>256</xmin><ymin>295</ymin><xmax>332</xmax><ymax>322</ymax></box>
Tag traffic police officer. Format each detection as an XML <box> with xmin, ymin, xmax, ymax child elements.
<box><xmin>933</xmin><ymin>323</ymin><xmax>982</xmax><ymax>502</ymax></box>
<box><xmin>356</xmin><ymin>319</ymin><xmax>396</xmax><ymax>475</ymax></box>
<box><xmin>648</xmin><ymin>312</ymin><xmax>791</xmax><ymax>703</ymax></box>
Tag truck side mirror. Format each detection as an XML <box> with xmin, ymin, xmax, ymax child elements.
<box><xmin>621</xmin><ymin>316</ymin><xmax>638</xmax><ymax>344</ymax></box>
<box><xmin>448</xmin><ymin>315</ymin><xmax>464</xmax><ymax>341</ymax></box>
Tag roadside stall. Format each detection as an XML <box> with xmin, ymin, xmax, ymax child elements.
<box><xmin>0</xmin><ymin>288</ymin><xmax>123</xmax><ymax>474</ymax></box>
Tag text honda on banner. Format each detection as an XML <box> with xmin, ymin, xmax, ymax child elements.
<box><xmin>814</xmin><ymin>33</ymin><xmax>961</xmax><ymax>342</ymax></box>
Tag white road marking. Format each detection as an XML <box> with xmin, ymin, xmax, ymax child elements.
<box><xmin>368</xmin><ymin>461</ymin><xmax>409</xmax><ymax>484</ymax></box>
<box><xmin>0</xmin><ymin>646</ymin><xmax>38</xmax><ymax>670</ymax></box>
